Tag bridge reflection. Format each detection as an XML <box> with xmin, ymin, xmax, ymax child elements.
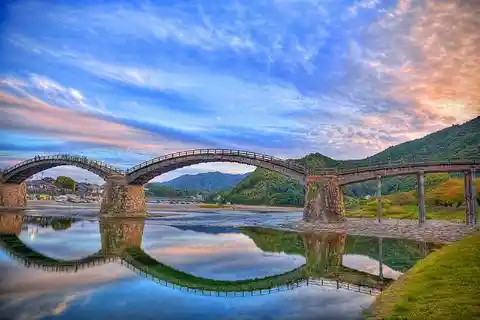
<box><xmin>0</xmin><ymin>214</ymin><xmax>422</xmax><ymax>297</ymax></box>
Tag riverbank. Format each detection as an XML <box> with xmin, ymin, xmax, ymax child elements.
<box><xmin>25</xmin><ymin>200</ymin><xmax>303</xmax><ymax>213</ymax></box>
<box><xmin>366</xmin><ymin>232</ymin><xmax>480</xmax><ymax>319</ymax></box>
<box><xmin>16</xmin><ymin>201</ymin><xmax>479</xmax><ymax>243</ymax></box>
<box><xmin>291</xmin><ymin>218</ymin><xmax>478</xmax><ymax>243</ymax></box>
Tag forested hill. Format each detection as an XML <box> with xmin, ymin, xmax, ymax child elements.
<box><xmin>367</xmin><ymin>116</ymin><xmax>479</xmax><ymax>162</ymax></box>
<box><xmin>215</xmin><ymin>116</ymin><xmax>479</xmax><ymax>205</ymax></box>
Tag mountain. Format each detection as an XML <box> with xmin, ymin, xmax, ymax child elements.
<box><xmin>159</xmin><ymin>171</ymin><xmax>249</xmax><ymax>192</ymax></box>
<box><xmin>215</xmin><ymin>116</ymin><xmax>479</xmax><ymax>205</ymax></box>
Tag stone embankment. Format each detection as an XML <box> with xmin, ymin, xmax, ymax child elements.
<box><xmin>290</xmin><ymin>218</ymin><xmax>478</xmax><ymax>243</ymax></box>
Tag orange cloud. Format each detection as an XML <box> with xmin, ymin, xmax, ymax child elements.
<box><xmin>357</xmin><ymin>0</ymin><xmax>480</xmax><ymax>152</ymax></box>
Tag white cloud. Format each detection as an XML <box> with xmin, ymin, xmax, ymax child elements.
<box><xmin>1</xmin><ymin>74</ymin><xmax>107</xmax><ymax>115</ymax></box>
<box><xmin>8</xmin><ymin>39</ymin><xmax>332</xmax><ymax>125</ymax></box>
<box><xmin>8</xmin><ymin>0</ymin><xmax>331</xmax><ymax>72</ymax></box>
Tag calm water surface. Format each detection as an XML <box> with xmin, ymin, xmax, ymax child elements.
<box><xmin>0</xmin><ymin>212</ymin><xmax>441</xmax><ymax>320</ymax></box>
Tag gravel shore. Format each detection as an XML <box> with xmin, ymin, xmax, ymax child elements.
<box><xmin>288</xmin><ymin>218</ymin><xmax>479</xmax><ymax>243</ymax></box>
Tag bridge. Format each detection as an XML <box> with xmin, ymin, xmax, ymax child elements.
<box><xmin>0</xmin><ymin>215</ymin><xmax>389</xmax><ymax>297</ymax></box>
<box><xmin>1</xmin><ymin>150</ymin><xmax>478</xmax><ymax>224</ymax></box>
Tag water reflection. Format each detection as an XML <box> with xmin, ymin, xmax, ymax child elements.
<box><xmin>0</xmin><ymin>213</ymin><xmax>441</xmax><ymax>320</ymax></box>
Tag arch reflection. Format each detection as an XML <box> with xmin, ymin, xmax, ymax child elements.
<box><xmin>0</xmin><ymin>214</ymin><xmax>402</xmax><ymax>297</ymax></box>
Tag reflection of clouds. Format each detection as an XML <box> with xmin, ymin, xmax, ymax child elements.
<box><xmin>1</xmin><ymin>285</ymin><xmax>96</xmax><ymax>320</ymax></box>
<box><xmin>342</xmin><ymin>254</ymin><xmax>403</xmax><ymax>280</ymax></box>
<box><xmin>261</xmin><ymin>286</ymin><xmax>374</xmax><ymax>320</ymax></box>
<box><xmin>0</xmin><ymin>274</ymin><xmax>375</xmax><ymax>320</ymax></box>
<box><xmin>0</xmin><ymin>221</ymin><xmax>384</xmax><ymax>319</ymax></box>
<box><xmin>17</xmin><ymin>221</ymin><xmax>101</xmax><ymax>261</ymax></box>
<box><xmin>166</xmin><ymin>252</ymin><xmax>305</xmax><ymax>281</ymax></box>
<box><xmin>142</xmin><ymin>228</ymin><xmax>305</xmax><ymax>281</ymax></box>
<box><xmin>0</xmin><ymin>263</ymin><xmax>134</xmax><ymax>299</ymax></box>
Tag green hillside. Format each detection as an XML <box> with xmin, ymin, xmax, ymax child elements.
<box><xmin>215</xmin><ymin>116</ymin><xmax>479</xmax><ymax>206</ymax></box>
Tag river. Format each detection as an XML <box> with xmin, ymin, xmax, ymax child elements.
<box><xmin>0</xmin><ymin>211</ymin><xmax>442</xmax><ymax>320</ymax></box>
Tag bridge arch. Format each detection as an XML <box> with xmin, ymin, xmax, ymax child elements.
<box><xmin>1</xmin><ymin>154</ymin><xmax>123</xmax><ymax>183</ymax></box>
<box><xmin>125</xmin><ymin>149</ymin><xmax>306</xmax><ymax>185</ymax></box>
<box><xmin>0</xmin><ymin>234</ymin><xmax>112</xmax><ymax>271</ymax></box>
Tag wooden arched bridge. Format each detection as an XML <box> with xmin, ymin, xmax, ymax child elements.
<box><xmin>1</xmin><ymin>149</ymin><xmax>478</xmax><ymax>224</ymax></box>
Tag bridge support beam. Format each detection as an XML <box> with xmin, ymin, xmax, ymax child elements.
<box><xmin>0</xmin><ymin>183</ymin><xmax>27</xmax><ymax>210</ymax></box>
<box><xmin>417</xmin><ymin>172</ymin><xmax>426</xmax><ymax>225</ymax></box>
<box><xmin>378</xmin><ymin>237</ymin><xmax>383</xmax><ymax>281</ymax></box>
<box><xmin>464</xmin><ymin>169</ymin><xmax>477</xmax><ymax>225</ymax></box>
<box><xmin>303</xmin><ymin>176</ymin><xmax>346</xmax><ymax>223</ymax></box>
<box><xmin>100</xmin><ymin>177</ymin><xmax>147</xmax><ymax>218</ymax></box>
<box><xmin>377</xmin><ymin>176</ymin><xmax>382</xmax><ymax>222</ymax></box>
<box><xmin>471</xmin><ymin>169</ymin><xmax>478</xmax><ymax>225</ymax></box>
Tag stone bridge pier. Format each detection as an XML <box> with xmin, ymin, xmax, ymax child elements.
<box><xmin>303</xmin><ymin>176</ymin><xmax>346</xmax><ymax>223</ymax></box>
<box><xmin>0</xmin><ymin>214</ymin><xmax>23</xmax><ymax>234</ymax></box>
<box><xmin>100</xmin><ymin>176</ymin><xmax>147</xmax><ymax>217</ymax></box>
<box><xmin>0</xmin><ymin>183</ymin><xmax>27</xmax><ymax>210</ymax></box>
<box><xmin>100</xmin><ymin>218</ymin><xmax>145</xmax><ymax>257</ymax></box>
<box><xmin>302</xmin><ymin>232</ymin><xmax>346</xmax><ymax>277</ymax></box>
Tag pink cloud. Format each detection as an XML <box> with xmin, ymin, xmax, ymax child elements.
<box><xmin>0</xmin><ymin>91</ymin><xmax>197</xmax><ymax>155</ymax></box>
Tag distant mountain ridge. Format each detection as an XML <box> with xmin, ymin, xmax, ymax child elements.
<box><xmin>159</xmin><ymin>171</ymin><xmax>249</xmax><ymax>192</ymax></box>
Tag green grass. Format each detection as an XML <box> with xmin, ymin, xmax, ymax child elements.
<box><xmin>365</xmin><ymin>233</ymin><xmax>480</xmax><ymax>320</ymax></box>
<box><xmin>346</xmin><ymin>202</ymin><xmax>471</xmax><ymax>223</ymax></box>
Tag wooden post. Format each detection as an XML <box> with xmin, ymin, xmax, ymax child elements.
<box><xmin>377</xmin><ymin>176</ymin><xmax>382</xmax><ymax>222</ymax></box>
<box><xmin>417</xmin><ymin>171</ymin><xmax>426</xmax><ymax>225</ymax></box>
<box><xmin>469</xmin><ymin>168</ymin><xmax>477</xmax><ymax>225</ymax></box>
<box><xmin>464</xmin><ymin>172</ymin><xmax>472</xmax><ymax>225</ymax></box>
<box><xmin>378</xmin><ymin>237</ymin><xmax>383</xmax><ymax>281</ymax></box>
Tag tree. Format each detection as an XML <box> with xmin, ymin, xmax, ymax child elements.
<box><xmin>55</xmin><ymin>176</ymin><xmax>76</xmax><ymax>191</ymax></box>
<box><xmin>51</xmin><ymin>219</ymin><xmax>73</xmax><ymax>231</ymax></box>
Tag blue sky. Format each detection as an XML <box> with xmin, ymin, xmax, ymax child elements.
<box><xmin>1</xmin><ymin>0</ymin><xmax>479</xmax><ymax>183</ymax></box>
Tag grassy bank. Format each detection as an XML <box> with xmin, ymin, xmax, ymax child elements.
<box><xmin>366</xmin><ymin>233</ymin><xmax>480</xmax><ymax>320</ymax></box>
<box><xmin>346</xmin><ymin>203</ymin><xmax>469</xmax><ymax>222</ymax></box>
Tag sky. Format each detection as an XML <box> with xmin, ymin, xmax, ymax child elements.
<box><xmin>1</xmin><ymin>0</ymin><xmax>479</xmax><ymax>183</ymax></box>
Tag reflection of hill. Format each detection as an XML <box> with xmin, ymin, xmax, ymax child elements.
<box><xmin>239</xmin><ymin>227</ymin><xmax>304</xmax><ymax>256</ymax></box>
<box><xmin>345</xmin><ymin>236</ymin><xmax>442</xmax><ymax>272</ymax></box>
<box><xmin>240</xmin><ymin>227</ymin><xmax>439</xmax><ymax>272</ymax></box>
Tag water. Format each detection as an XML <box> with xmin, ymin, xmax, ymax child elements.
<box><xmin>0</xmin><ymin>212</ymin><xmax>441</xmax><ymax>320</ymax></box>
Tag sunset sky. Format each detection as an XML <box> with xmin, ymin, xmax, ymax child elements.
<box><xmin>1</xmin><ymin>0</ymin><xmax>479</xmax><ymax>182</ymax></box>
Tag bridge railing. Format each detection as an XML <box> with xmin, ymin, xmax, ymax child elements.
<box><xmin>126</xmin><ymin>149</ymin><xmax>306</xmax><ymax>174</ymax></box>
<box><xmin>120</xmin><ymin>259</ymin><xmax>381</xmax><ymax>296</ymax></box>
<box><xmin>308</xmin><ymin>155</ymin><xmax>480</xmax><ymax>175</ymax></box>
<box><xmin>3</xmin><ymin>155</ymin><xmax>123</xmax><ymax>175</ymax></box>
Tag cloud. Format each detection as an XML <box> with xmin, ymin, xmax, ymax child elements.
<box><xmin>15</xmin><ymin>0</ymin><xmax>332</xmax><ymax>72</ymax></box>
<box><xmin>1</xmin><ymin>0</ymin><xmax>478</xmax><ymax>171</ymax></box>
<box><xmin>353</xmin><ymin>0</ymin><xmax>480</xmax><ymax>144</ymax></box>
<box><xmin>0</xmin><ymin>90</ymin><xmax>199</xmax><ymax>154</ymax></box>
